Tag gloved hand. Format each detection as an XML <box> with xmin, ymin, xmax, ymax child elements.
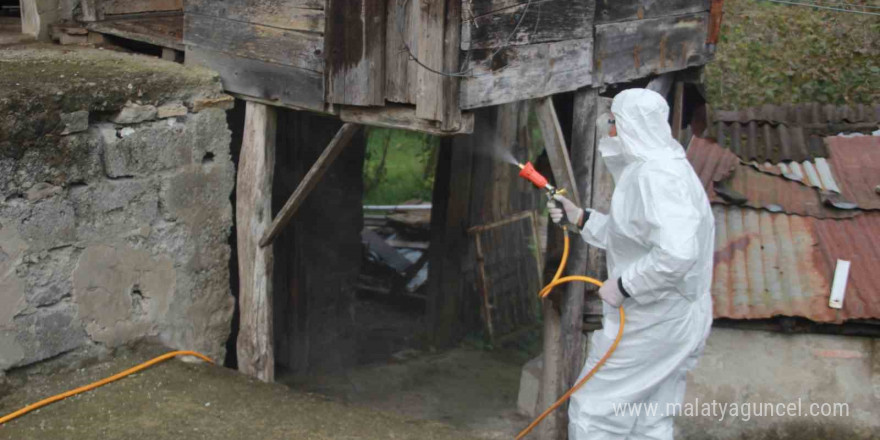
<box><xmin>598</xmin><ymin>278</ymin><xmax>626</xmax><ymax>307</ymax></box>
<box><xmin>547</xmin><ymin>195</ymin><xmax>585</xmax><ymax>226</ymax></box>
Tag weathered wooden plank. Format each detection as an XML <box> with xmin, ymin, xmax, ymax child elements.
<box><xmin>185</xmin><ymin>13</ymin><xmax>324</xmax><ymax>73</ymax></box>
<box><xmin>596</xmin><ymin>0</ymin><xmax>710</xmax><ymax>24</ymax></box>
<box><xmin>385</xmin><ymin>0</ymin><xmax>419</xmax><ymax>103</ymax></box>
<box><xmin>416</xmin><ymin>0</ymin><xmax>446</xmax><ymax>121</ymax></box>
<box><xmin>186</xmin><ymin>47</ymin><xmax>326</xmax><ymax>112</ymax></box>
<box><xmin>101</xmin><ymin>0</ymin><xmax>182</xmax><ymax>15</ymax></box>
<box><xmin>462</xmin><ymin>0</ymin><xmax>593</xmax><ymax>50</ymax></box>
<box><xmin>86</xmin><ymin>15</ymin><xmax>184</xmax><ymax>51</ymax></box>
<box><xmin>340</xmin><ymin>104</ymin><xmax>474</xmax><ymax>135</ymax></box>
<box><xmin>460</xmin><ymin>38</ymin><xmax>592</xmax><ymax>110</ymax></box>
<box><xmin>260</xmin><ymin>123</ymin><xmax>361</xmax><ymax>247</ymax></box>
<box><xmin>237</xmin><ymin>101</ymin><xmax>276</xmax><ymax>382</ymax></box>
<box><xmin>594</xmin><ymin>12</ymin><xmax>710</xmax><ymax>85</ymax></box>
<box><xmin>562</xmin><ymin>87</ymin><xmax>598</xmax><ymax>392</ymax></box>
<box><xmin>185</xmin><ymin>0</ymin><xmax>325</xmax><ymax>33</ymax></box>
<box><xmin>325</xmin><ymin>0</ymin><xmax>386</xmax><ymax>106</ymax></box>
<box><xmin>441</xmin><ymin>0</ymin><xmax>463</xmax><ymax>130</ymax></box>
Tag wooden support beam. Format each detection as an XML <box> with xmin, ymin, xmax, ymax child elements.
<box><xmin>646</xmin><ymin>72</ymin><xmax>675</xmax><ymax>99</ymax></box>
<box><xmin>562</xmin><ymin>87</ymin><xmax>599</xmax><ymax>392</ymax></box>
<box><xmin>673</xmin><ymin>80</ymin><xmax>685</xmax><ymax>143</ymax></box>
<box><xmin>237</xmin><ymin>101</ymin><xmax>277</xmax><ymax>382</ymax></box>
<box><xmin>588</xmin><ymin>97</ymin><xmax>614</xmax><ymax>287</ymax></box>
<box><xmin>260</xmin><ymin>123</ymin><xmax>360</xmax><ymax>247</ymax></box>
<box><xmin>80</xmin><ymin>0</ymin><xmax>99</xmax><ymax>22</ymax></box>
<box><xmin>535</xmin><ymin>97</ymin><xmax>580</xmax><ymax>201</ymax></box>
<box><xmin>427</xmin><ymin>136</ymin><xmax>474</xmax><ymax>347</ymax></box>
<box><xmin>534</xmin><ymin>96</ymin><xmax>582</xmax><ymax>439</ymax></box>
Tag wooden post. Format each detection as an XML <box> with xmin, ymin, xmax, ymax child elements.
<box><xmin>80</xmin><ymin>0</ymin><xmax>99</xmax><ymax>22</ymax></box>
<box><xmin>534</xmin><ymin>96</ymin><xmax>582</xmax><ymax>439</ymax></box>
<box><xmin>562</xmin><ymin>87</ymin><xmax>598</xmax><ymax>391</ymax></box>
<box><xmin>646</xmin><ymin>72</ymin><xmax>675</xmax><ymax>98</ymax></box>
<box><xmin>237</xmin><ymin>101</ymin><xmax>276</xmax><ymax>382</ymax></box>
<box><xmin>589</xmin><ymin>98</ymin><xmax>614</xmax><ymax>284</ymax></box>
<box><xmin>427</xmin><ymin>135</ymin><xmax>474</xmax><ymax>347</ymax></box>
<box><xmin>260</xmin><ymin>123</ymin><xmax>360</xmax><ymax>247</ymax></box>
<box><xmin>672</xmin><ymin>80</ymin><xmax>685</xmax><ymax>143</ymax></box>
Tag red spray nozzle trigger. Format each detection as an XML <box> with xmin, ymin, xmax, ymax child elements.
<box><xmin>518</xmin><ymin>162</ymin><xmax>549</xmax><ymax>189</ymax></box>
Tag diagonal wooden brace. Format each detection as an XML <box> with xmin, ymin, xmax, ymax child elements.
<box><xmin>259</xmin><ymin>122</ymin><xmax>361</xmax><ymax>247</ymax></box>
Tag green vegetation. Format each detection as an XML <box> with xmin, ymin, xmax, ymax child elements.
<box><xmin>705</xmin><ymin>0</ymin><xmax>880</xmax><ymax>109</ymax></box>
<box><xmin>363</xmin><ymin>128</ymin><xmax>439</xmax><ymax>205</ymax></box>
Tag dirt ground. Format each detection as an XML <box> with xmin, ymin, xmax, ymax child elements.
<box><xmin>0</xmin><ymin>343</ymin><xmax>483</xmax><ymax>440</ymax></box>
<box><xmin>1</xmin><ymin>296</ymin><xmax>537</xmax><ymax>440</ymax></box>
<box><xmin>281</xmin><ymin>295</ymin><xmax>537</xmax><ymax>440</ymax></box>
<box><xmin>284</xmin><ymin>347</ymin><xmax>531</xmax><ymax>440</ymax></box>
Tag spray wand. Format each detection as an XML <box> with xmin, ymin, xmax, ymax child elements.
<box><xmin>517</xmin><ymin>161</ymin><xmax>567</xmax><ymax>199</ymax></box>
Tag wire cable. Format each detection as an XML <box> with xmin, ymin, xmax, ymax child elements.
<box><xmin>394</xmin><ymin>0</ymin><xmax>535</xmax><ymax>78</ymax></box>
<box><xmin>761</xmin><ymin>0</ymin><xmax>880</xmax><ymax>15</ymax></box>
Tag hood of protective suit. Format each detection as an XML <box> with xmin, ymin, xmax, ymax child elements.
<box><xmin>610</xmin><ymin>88</ymin><xmax>686</xmax><ymax>165</ymax></box>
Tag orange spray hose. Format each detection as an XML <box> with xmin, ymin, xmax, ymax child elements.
<box><xmin>515</xmin><ymin>227</ymin><xmax>625</xmax><ymax>440</ymax></box>
<box><xmin>0</xmin><ymin>350</ymin><xmax>213</xmax><ymax>425</ymax></box>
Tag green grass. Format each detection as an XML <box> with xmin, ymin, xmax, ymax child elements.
<box><xmin>363</xmin><ymin>128</ymin><xmax>439</xmax><ymax>205</ymax></box>
<box><xmin>705</xmin><ymin>0</ymin><xmax>880</xmax><ymax>109</ymax></box>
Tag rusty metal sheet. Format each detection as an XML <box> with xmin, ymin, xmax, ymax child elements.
<box><xmin>712</xmin><ymin>206</ymin><xmax>880</xmax><ymax>322</ymax></box>
<box><xmin>687</xmin><ymin>136</ymin><xmax>739</xmax><ymax>195</ymax></box>
<box><xmin>749</xmin><ymin>159</ymin><xmax>841</xmax><ymax>194</ymax></box>
<box><xmin>825</xmin><ymin>136</ymin><xmax>880</xmax><ymax>210</ymax></box>
<box><xmin>687</xmin><ymin>137</ymin><xmax>858</xmax><ymax>219</ymax></box>
<box><xmin>707</xmin><ymin>103</ymin><xmax>880</xmax><ymax>162</ymax></box>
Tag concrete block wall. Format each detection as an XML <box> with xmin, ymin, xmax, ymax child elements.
<box><xmin>0</xmin><ymin>45</ymin><xmax>236</xmax><ymax>372</ymax></box>
<box><xmin>517</xmin><ymin>328</ymin><xmax>880</xmax><ymax>438</ymax></box>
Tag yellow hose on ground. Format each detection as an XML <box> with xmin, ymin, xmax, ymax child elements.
<box><xmin>515</xmin><ymin>227</ymin><xmax>625</xmax><ymax>440</ymax></box>
<box><xmin>0</xmin><ymin>350</ymin><xmax>213</xmax><ymax>425</ymax></box>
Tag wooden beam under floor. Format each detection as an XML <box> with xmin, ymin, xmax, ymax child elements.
<box><xmin>237</xmin><ymin>101</ymin><xmax>276</xmax><ymax>382</ymax></box>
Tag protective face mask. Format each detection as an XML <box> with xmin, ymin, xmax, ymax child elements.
<box><xmin>598</xmin><ymin>136</ymin><xmax>629</xmax><ymax>184</ymax></box>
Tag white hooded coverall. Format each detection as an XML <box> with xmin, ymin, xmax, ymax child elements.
<box><xmin>568</xmin><ymin>89</ymin><xmax>714</xmax><ymax>440</ymax></box>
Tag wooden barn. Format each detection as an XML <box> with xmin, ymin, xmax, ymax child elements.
<box><xmin>18</xmin><ymin>0</ymin><xmax>723</xmax><ymax>436</ymax></box>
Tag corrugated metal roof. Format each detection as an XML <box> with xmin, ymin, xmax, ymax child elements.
<box><xmin>712</xmin><ymin>206</ymin><xmax>880</xmax><ymax>322</ymax></box>
<box><xmin>713</xmin><ymin>103</ymin><xmax>880</xmax><ymax>125</ymax></box>
<box><xmin>707</xmin><ymin>103</ymin><xmax>880</xmax><ymax>162</ymax></box>
<box><xmin>750</xmin><ymin>159</ymin><xmax>842</xmax><ymax>194</ymax></box>
<box><xmin>687</xmin><ymin>137</ymin><xmax>858</xmax><ymax>219</ymax></box>
<box><xmin>825</xmin><ymin>136</ymin><xmax>880</xmax><ymax>210</ymax></box>
<box><xmin>686</xmin><ymin>136</ymin><xmax>738</xmax><ymax>196</ymax></box>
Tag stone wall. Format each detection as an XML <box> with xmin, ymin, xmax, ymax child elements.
<box><xmin>0</xmin><ymin>44</ymin><xmax>236</xmax><ymax>372</ymax></box>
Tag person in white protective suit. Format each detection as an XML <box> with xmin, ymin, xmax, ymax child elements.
<box><xmin>548</xmin><ymin>88</ymin><xmax>714</xmax><ymax>440</ymax></box>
